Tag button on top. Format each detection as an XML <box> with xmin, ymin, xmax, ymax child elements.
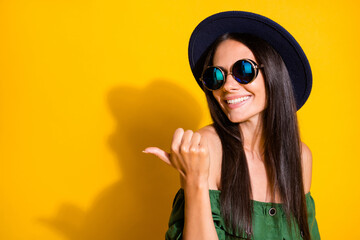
<box><xmin>268</xmin><ymin>207</ymin><xmax>277</xmax><ymax>216</ymax></box>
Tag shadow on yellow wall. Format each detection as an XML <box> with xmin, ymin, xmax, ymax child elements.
<box><xmin>38</xmin><ymin>80</ymin><xmax>203</xmax><ymax>239</ymax></box>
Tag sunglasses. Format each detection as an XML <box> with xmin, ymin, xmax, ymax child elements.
<box><xmin>200</xmin><ymin>59</ymin><xmax>264</xmax><ymax>91</ymax></box>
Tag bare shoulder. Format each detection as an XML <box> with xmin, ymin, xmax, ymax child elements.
<box><xmin>197</xmin><ymin>124</ymin><xmax>219</xmax><ymax>140</ymax></box>
<box><xmin>301</xmin><ymin>142</ymin><xmax>313</xmax><ymax>194</ymax></box>
<box><xmin>196</xmin><ymin>125</ymin><xmax>222</xmax><ymax>155</ymax></box>
<box><xmin>196</xmin><ymin>125</ymin><xmax>222</xmax><ymax>190</ymax></box>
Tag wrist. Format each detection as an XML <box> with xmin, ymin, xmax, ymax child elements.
<box><xmin>183</xmin><ymin>176</ymin><xmax>209</xmax><ymax>191</ymax></box>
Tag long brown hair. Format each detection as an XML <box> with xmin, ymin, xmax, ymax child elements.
<box><xmin>203</xmin><ymin>33</ymin><xmax>310</xmax><ymax>239</ymax></box>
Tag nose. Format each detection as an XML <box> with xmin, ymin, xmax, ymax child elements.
<box><xmin>222</xmin><ymin>73</ymin><xmax>241</xmax><ymax>92</ymax></box>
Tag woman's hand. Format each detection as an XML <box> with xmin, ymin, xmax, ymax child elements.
<box><xmin>147</xmin><ymin>128</ymin><xmax>218</xmax><ymax>240</ymax></box>
<box><xmin>143</xmin><ymin>128</ymin><xmax>210</xmax><ymax>187</ymax></box>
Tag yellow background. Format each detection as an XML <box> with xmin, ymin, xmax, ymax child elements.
<box><xmin>0</xmin><ymin>0</ymin><xmax>359</xmax><ymax>239</ymax></box>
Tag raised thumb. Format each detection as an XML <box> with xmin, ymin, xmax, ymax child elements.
<box><xmin>143</xmin><ymin>147</ymin><xmax>171</xmax><ymax>166</ymax></box>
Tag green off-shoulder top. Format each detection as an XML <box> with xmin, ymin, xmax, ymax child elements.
<box><xmin>165</xmin><ymin>189</ymin><xmax>320</xmax><ymax>240</ymax></box>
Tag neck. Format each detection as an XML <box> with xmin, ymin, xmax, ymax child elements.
<box><xmin>239</xmin><ymin>114</ymin><xmax>265</xmax><ymax>157</ymax></box>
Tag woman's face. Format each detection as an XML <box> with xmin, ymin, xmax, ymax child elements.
<box><xmin>212</xmin><ymin>39</ymin><xmax>267</xmax><ymax>124</ymax></box>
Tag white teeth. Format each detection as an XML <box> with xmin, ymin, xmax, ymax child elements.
<box><xmin>226</xmin><ymin>96</ymin><xmax>250</xmax><ymax>104</ymax></box>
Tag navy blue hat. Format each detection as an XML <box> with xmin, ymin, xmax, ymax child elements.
<box><xmin>188</xmin><ymin>11</ymin><xmax>312</xmax><ymax>110</ymax></box>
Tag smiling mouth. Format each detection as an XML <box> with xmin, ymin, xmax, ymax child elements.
<box><xmin>226</xmin><ymin>96</ymin><xmax>250</xmax><ymax>104</ymax></box>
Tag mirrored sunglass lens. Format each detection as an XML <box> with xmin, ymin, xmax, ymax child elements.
<box><xmin>202</xmin><ymin>67</ymin><xmax>224</xmax><ymax>90</ymax></box>
<box><xmin>233</xmin><ymin>60</ymin><xmax>255</xmax><ymax>84</ymax></box>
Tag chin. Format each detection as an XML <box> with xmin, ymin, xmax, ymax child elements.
<box><xmin>225</xmin><ymin>110</ymin><xmax>264</xmax><ymax>124</ymax></box>
<box><xmin>226</xmin><ymin>113</ymin><xmax>247</xmax><ymax>123</ymax></box>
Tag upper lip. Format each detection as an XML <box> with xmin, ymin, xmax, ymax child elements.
<box><xmin>223</xmin><ymin>95</ymin><xmax>251</xmax><ymax>101</ymax></box>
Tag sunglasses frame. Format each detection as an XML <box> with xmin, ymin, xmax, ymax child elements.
<box><xmin>200</xmin><ymin>58</ymin><xmax>264</xmax><ymax>91</ymax></box>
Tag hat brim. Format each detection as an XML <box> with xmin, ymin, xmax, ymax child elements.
<box><xmin>188</xmin><ymin>11</ymin><xmax>312</xmax><ymax>110</ymax></box>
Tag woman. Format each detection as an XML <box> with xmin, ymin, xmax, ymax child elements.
<box><xmin>143</xmin><ymin>11</ymin><xmax>320</xmax><ymax>240</ymax></box>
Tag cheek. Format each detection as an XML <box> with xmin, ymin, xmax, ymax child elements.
<box><xmin>258</xmin><ymin>81</ymin><xmax>267</xmax><ymax>108</ymax></box>
<box><xmin>212</xmin><ymin>92</ymin><xmax>225</xmax><ymax>109</ymax></box>
<box><xmin>251</xmin><ymin>75</ymin><xmax>267</xmax><ymax>103</ymax></box>
<box><xmin>263</xmin><ymin>89</ymin><xmax>268</xmax><ymax>108</ymax></box>
<box><xmin>212</xmin><ymin>91</ymin><xmax>219</xmax><ymax>103</ymax></box>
